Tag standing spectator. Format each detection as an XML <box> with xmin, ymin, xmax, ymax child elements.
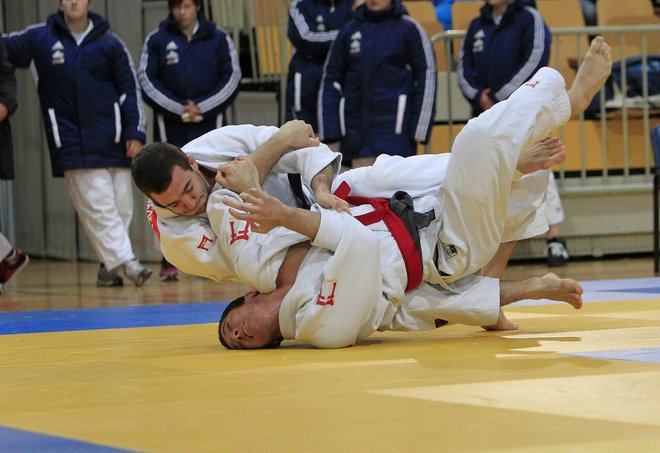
<box><xmin>138</xmin><ymin>0</ymin><xmax>241</xmax><ymax>281</ymax></box>
<box><xmin>430</xmin><ymin>0</ymin><xmax>518</xmax><ymax>31</ymax></box>
<box><xmin>319</xmin><ymin>0</ymin><xmax>436</xmax><ymax>168</ymax></box>
<box><xmin>0</xmin><ymin>38</ymin><xmax>28</xmax><ymax>295</ymax></box>
<box><xmin>458</xmin><ymin>0</ymin><xmax>569</xmax><ymax>266</ymax></box>
<box><xmin>286</xmin><ymin>0</ymin><xmax>354</xmax><ymax>133</ymax></box>
<box><xmin>3</xmin><ymin>0</ymin><xmax>152</xmax><ymax>287</ymax></box>
<box><xmin>545</xmin><ymin>172</ymin><xmax>569</xmax><ymax>266</ymax></box>
<box><xmin>458</xmin><ymin>0</ymin><xmax>550</xmax><ymax>117</ymax></box>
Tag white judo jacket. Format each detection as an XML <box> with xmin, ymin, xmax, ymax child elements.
<box><xmin>149</xmin><ymin>124</ymin><xmax>341</xmax><ymax>282</ymax></box>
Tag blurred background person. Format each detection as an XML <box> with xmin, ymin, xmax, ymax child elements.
<box><xmin>138</xmin><ymin>0</ymin><xmax>241</xmax><ymax>281</ymax></box>
<box><xmin>285</xmin><ymin>0</ymin><xmax>354</xmax><ymax>133</ymax></box>
<box><xmin>457</xmin><ymin>0</ymin><xmax>549</xmax><ymax>117</ymax></box>
<box><xmin>0</xmin><ymin>38</ymin><xmax>28</xmax><ymax>295</ymax></box>
<box><xmin>3</xmin><ymin>0</ymin><xmax>151</xmax><ymax>287</ymax></box>
<box><xmin>319</xmin><ymin>0</ymin><xmax>436</xmax><ymax>168</ymax></box>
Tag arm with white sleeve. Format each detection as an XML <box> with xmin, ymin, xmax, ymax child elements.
<box><xmin>223</xmin><ymin>188</ymin><xmax>383</xmax><ymax>348</ymax></box>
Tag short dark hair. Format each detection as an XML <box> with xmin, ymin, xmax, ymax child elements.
<box><xmin>218</xmin><ymin>295</ymin><xmax>283</xmax><ymax>350</ymax></box>
<box><xmin>218</xmin><ymin>296</ymin><xmax>246</xmax><ymax>349</ymax></box>
<box><xmin>131</xmin><ymin>142</ymin><xmax>192</xmax><ymax>199</ymax></box>
<box><xmin>168</xmin><ymin>0</ymin><xmax>202</xmax><ymax>9</ymax></box>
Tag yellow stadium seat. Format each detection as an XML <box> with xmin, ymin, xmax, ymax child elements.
<box><xmin>537</xmin><ymin>0</ymin><xmax>588</xmax><ymax>86</ymax></box>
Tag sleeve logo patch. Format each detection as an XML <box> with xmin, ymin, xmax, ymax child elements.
<box><xmin>316</xmin><ymin>280</ymin><xmax>338</xmax><ymax>306</ymax></box>
<box><xmin>229</xmin><ymin>220</ymin><xmax>250</xmax><ymax>245</ymax></box>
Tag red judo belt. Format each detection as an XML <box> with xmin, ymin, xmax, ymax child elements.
<box><xmin>334</xmin><ymin>181</ymin><xmax>431</xmax><ymax>293</ymax></box>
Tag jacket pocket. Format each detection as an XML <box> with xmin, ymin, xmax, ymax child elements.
<box><xmin>47</xmin><ymin>108</ymin><xmax>62</xmax><ymax>148</ymax></box>
<box><xmin>113</xmin><ymin>102</ymin><xmax>122</xmax><ymax>144</ymax></box>
<box><xmin>395</xmin><ymin>94</ymin><xmax>407</xmax><ymax>135</ymax></box>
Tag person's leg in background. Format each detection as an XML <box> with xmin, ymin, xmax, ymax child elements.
<box><xmin>545</xmin><ymin>171</ymin><xmax>569</xmax><ymax>267</ymax></box>
<box><xmin>155</xmin><ymin>234</ymin><xmax>178</xmax><ymax>282</ymax></box>
<box><xmin>0</xmin><ymin>231</ymin><xmax>28</xmax><ymax>294</ymax></box>
<box><xmin>64</xmin><ymin>168</ymin><xmax>153</xmax><ymax>287</ymax></box>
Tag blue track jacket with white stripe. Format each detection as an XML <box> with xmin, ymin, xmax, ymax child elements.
<box><xmin>458</xmin><ymin>0</ymin><xmax>550</xmax><ymax>116</ymax></box>
<box><xmin>319</xmin><ymin>1</ymin><xmax>436</xmax><ymax>160</ymax></box>
<box><xmin>3</xmin><ymin>11</ymin><xmax>146</xmax><ymax>177</ymax></box>
<box><xmin>138</xmin><ymin>13</ymin><xmax>240</xmax><ymax>147</ymax></box>
<box><xmin>286</xmin><ymin>0</ymin><xmax>354</xmax><ymax>132</ymax></box>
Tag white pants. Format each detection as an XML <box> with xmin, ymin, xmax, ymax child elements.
<box><xmin>64</xmin><ymin>168</ymin><xmax>135</xmax><ymax>270</ymax></box>
<box><xmin>544</xmin><ymin>171</ymin><xmax>565</xmax><ymax>226</ymax></box>
<box><xmin>434</xmin><ymin>67</ymin><xmax>572</xmax><ymax>283</ymax></box>
<box><xmin>0</xmin><ymin>232</ymin><xmax>11</xmax><ymax>259</ymax></box>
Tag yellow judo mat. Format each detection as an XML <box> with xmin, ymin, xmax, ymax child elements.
<box><xmin>1</xmin><ymin>273</ymin><xmax>660</xmax><ymax>452</ymax></box>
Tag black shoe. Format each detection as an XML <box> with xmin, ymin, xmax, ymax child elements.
<box><xmin>547</xmin><ymin>236</ymin><xmax>569</xmax><ymax>267</ymax></box>
<box><xmin>96</xmin><ymin>264</ymin><xmax>123</xmax><ymax>287</ymax></box>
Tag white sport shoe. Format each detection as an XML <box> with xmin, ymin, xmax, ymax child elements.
<box><xmin>122</xmin><ymin>259</ymin><xmax>152</xmax><ymax>287</ymax></box>
<box><xmin>547</xmin><ymin>237</ymin><xmax>569</xmax><ymax>267</ymax></box>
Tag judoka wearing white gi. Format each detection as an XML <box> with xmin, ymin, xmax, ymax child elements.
<box><xmin>218</xmin><ymin>36</ymin><xmax>613</xmax><ymax>349</ymax></box>
<box><xmin>132</xmin><ymin>121</ymin><xmax>343</xmax><ymax>282</ymax></box>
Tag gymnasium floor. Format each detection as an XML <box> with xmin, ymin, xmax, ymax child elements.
<box><xmin>1</xmin><ymin>257</ymin><xmax>659</xmax><ymax>452</ymax></box>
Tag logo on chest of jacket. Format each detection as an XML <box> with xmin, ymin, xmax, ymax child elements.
<box><xmin>315</xmin><ymin>14</ymin><xmax>326</xmax><ymax>32</ymax></box>
<box><xmin>473</xmin><ymin>30</ymin><xmax>485</xmax><ymax>53</ymax></box>
<box><xmin>166</xmin><ymin>41</ymin><xmax>179</xmax><ymax>65</ymax></box>
<box><xmin>350</xmin><ymin>31</ymin><xmax>362</xmax><ymax>54</ymax></box>
<box><xmin>316</xmin><ymin>280</ymin><xmax>338</xmax><ymax>306</ymax></box>
<box><xmin>51</xmin><ymin>41</ymin><xmax>65</xmax><ymax>65</ymax></box>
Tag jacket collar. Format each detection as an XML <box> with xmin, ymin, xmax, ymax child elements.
<box><xmin>480</xmin><ymin>0</ymin><xmax>526</xmax><ymax>27</ymax></box>
<box><xmin>49</xmin><ymin>11</ymin><xmax>109</xmax><ymax>42</ymax></box>
<box><xmin>355</xmin><ymin>1</ymin><xmax>405</xmax><ymax>23</ymax></box>
<box><xmin>161</xmin><ymin>12</ymin><xmax>215</xmax><ymax>41</ymax></box>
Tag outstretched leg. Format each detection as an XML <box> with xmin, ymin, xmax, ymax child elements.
<box><xmin>482</xmin><ymin>273</ymin><xmax>583</xmax><ymax>331</ymax></box>
<box><xmin>434</xmin><ymin>37</ymin><xmax>612</xmax><ymax>284</ymax></box>
<box><xmin>567</xmin><ymin>36</ymin><xmax>613</xmax><ymax>117</ymax></box>
<box><xmin>500</xmin><ymin>272</ymin><xmax>583</xmax><ymax>309</ymax></box>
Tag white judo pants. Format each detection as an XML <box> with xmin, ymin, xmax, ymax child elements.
<box><xmin>434</xmin><ymin>67</ymin><xmax>572</xmax><ymax>284</ymax></box>
<box><xmin>64</xmin><ymin>168</ymin><xmax>136</xmax><ymax>271</ymax></box>
<box><xmin>544</xmin><ymin>171</ymin><xmax>565</xmax><ymax>226</ymax></box>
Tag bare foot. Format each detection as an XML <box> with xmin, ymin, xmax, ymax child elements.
<box><xmin>568</xmin><ymin>36</ymin><xmax>612</xmax><ymax>116</ymax></box>
<box><xmin>482</xmin><ymin>308</ymin><xmax>519</xmax><ymax>331</ymax></box>
<box><xmin>517</xmin><ymin>136</ymin><xmax>566</xmax><ymax>174</ymax></box>
<box><xmin>500</xmin><ymin>273</ymin><xmax>583</xmax><ymax>309</ymax></box>
<box><xmin>529</xmin><ymin>272</ymin><xmax>583</xmax><ymax>309</ymax></box>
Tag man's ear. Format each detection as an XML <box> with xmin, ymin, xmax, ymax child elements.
<box><xmin>187</xmin><ymin>154</ymin><xmax>199</xmax><ymax>170</ymax></box>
